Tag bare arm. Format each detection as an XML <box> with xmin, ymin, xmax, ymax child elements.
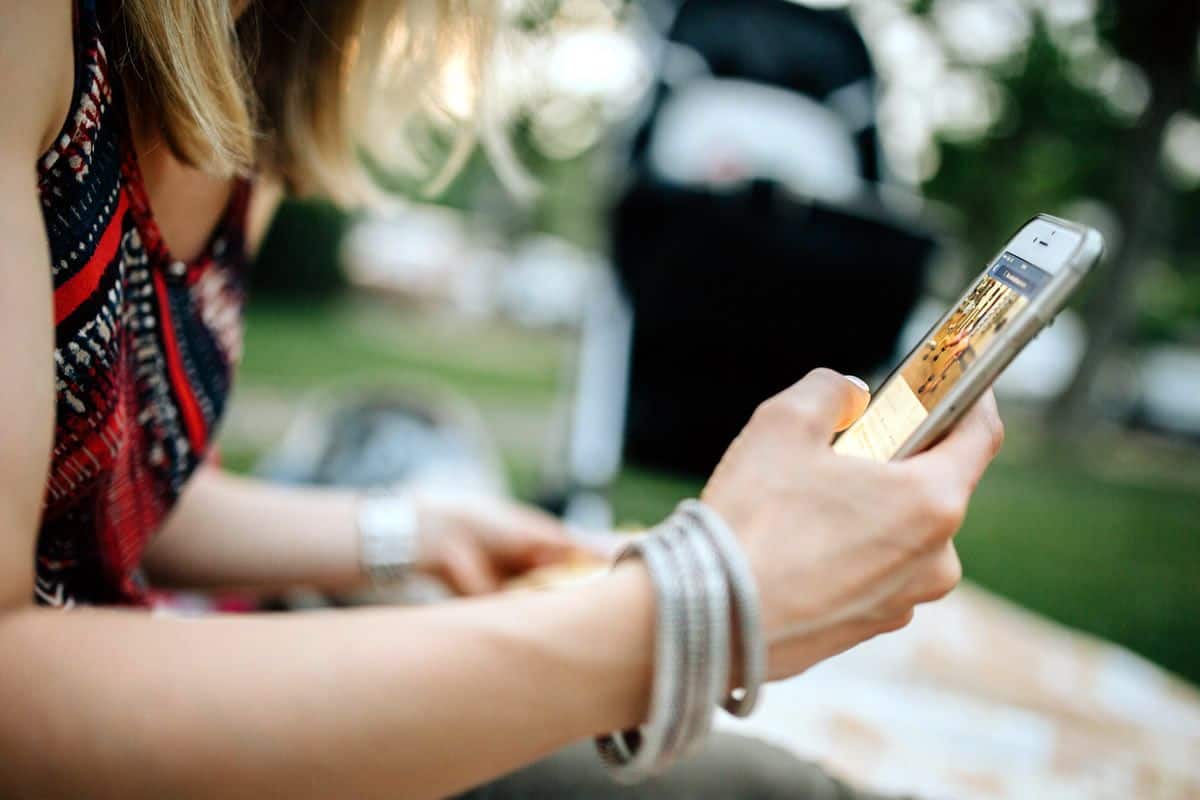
<box><xmin>0</xmin><ymin>569</ymin><xmax>655</xmax><ymax>799</ymax></box>
<box><xmin>143</xmin><ymin>466</ymin><xmax>367</xmax><ymax>593</ymax></box>
<box><xmin>0</xmin><ymin>0</ymin><xmax>69</xmax><ymax>609</ymax></box>
<box><xmin>144</xmin><ymin>465</ymin><xmax>584</xmax><ymax>595</ymax></box>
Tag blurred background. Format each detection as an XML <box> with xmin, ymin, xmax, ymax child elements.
<box><xmin>221</xmin><ymin>0</ymin><xmax>1199</xmax><ymax>789</ymax></box>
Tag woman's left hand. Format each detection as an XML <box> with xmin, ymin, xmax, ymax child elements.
<box><xmin>409</xmin><ymin>490</ymin><xmax>590</xmax><ymax>595</ymax></box>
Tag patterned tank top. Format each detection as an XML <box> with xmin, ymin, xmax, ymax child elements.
<box><xmin>36</xmin><ymin>0</ymin><xmax>250</xmax><ymax>607</ymax></box>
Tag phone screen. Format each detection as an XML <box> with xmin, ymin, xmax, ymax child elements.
<box><xmin>833</xmin><ymin>250</ymin><xmax>1054</xmax><ymax>462</ymax></box>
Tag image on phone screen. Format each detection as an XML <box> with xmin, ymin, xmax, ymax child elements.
<box><xmin>834</xmin><ymin>251</ymin><xmax>1053</xmax><ymax>462</ymax></box>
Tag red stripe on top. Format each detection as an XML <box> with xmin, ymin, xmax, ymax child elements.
<box><xmin>54</xmin><ymin>191</ymin><xmax>129</xmax><ymax>325</ymax></box>
<box><xmin>151</xmin><ymin>269</ymin><xmax>209</xmax><ymax>453</ymax></box>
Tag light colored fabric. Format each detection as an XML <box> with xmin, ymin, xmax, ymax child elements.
<box><xmin>718</xmin><ymin>582</ymin><xmax>1200</xmax><ymax>799</ymax></box>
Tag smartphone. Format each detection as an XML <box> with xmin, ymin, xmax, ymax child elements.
<box><xmin>833</xmin><ymin>214</ymin><xmax>1104</xmax><ymax>462</ymax></box>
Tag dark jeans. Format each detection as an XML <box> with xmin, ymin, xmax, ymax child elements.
<box><xmin>455</xmin><ymin>734</ymin><xmax>908</xmax><ymax>799</ymax></box>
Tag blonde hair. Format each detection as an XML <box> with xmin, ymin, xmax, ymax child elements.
<box><xmin>114</xmin><ymin>0</ymin><xmax>501</xmax><ymax>203</ymax></box>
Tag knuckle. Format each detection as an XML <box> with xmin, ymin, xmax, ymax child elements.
<box><xmin>881</xmin><ymin>595</ymin><xmax>913</xmax><ymax>619</ymax></box>
<box><xmin>749</xmin><ymin>398</ymin><xmax>775</xmax><ymax>427</ymax></box>
<box><xmin>791</xmin><ymin>407</ymin><xmax>826</xmax><ymax>439</ymax></box>
<box><xmin>805</xmin><ymin>367</ymin><xmax>842</xmax><ymax>385</ymax></box>
<box><xmin>878</xmin><ymin>608</ymin><xmax>915</xmax><ymax>634</ymax></box>
<box><xmin>752</xmin><ymin>395</ymin><xmax>778</xmax><ymax>419</ymax></box>
<box><xmin>759</xmin><ymin>395</ymin><xmax>822</xmax><ymax>436</ymax></box>
<box><xmin>912</xmin><ymin>549</ymin><xmax>963</xmax><ymax>603</ymax></box>
<box><xmin>901</xmin><ymin>466</ymin><xmax>933</xmax><ymax>498</ymax></box>
<box><xmin>894</xmin><ymin>472</ymin><xmax>941</xmax><ymax>550</ymax></box>
<box><xmin>909</xmin><ymin>478</ymin><xmax>966</xmax><ymax>544</ymax></box>
<box><xmin>911</xmin><ymin>586</ymin><xmax>941</xmax><ymax>605</ymax></box>
<box><xmin>776</xmin><ymin>396</ymin><xmax>809</xmax><ymax>421</ymax></box>
<box><xmin>912</xmin><ymin>489</ymin><xmax>969</xmax><ymax>544</ymax></box>
<box><xmin>932</xmin><ymin>552</ymin><xmax>963</xmax><ymax>596</ymax></box>
<box><xmin>929</xmin><ymin>493</ymin><xmax>967</xmax><ymax>536</ymax></box>
<box><xmin>894</xmin><ymin>465</ymin><xmax>928</xmax><ymax>499</ymax></box>
<box><xmin>755</xmin><ymin>394</ymin><xmax>794</xmax><ymax>422</ymax></box>
<box><xmin>985</xmin><ymin>410</ymin><xmax>1006</xmax><ymax>456</ymax></box>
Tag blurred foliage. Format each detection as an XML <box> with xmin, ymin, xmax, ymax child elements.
<box><xmin>377</xmin><ymin>119</ymin><xmax>610</xmax><ymax>251</ymax></box>
<box><xmin>923</xmin><ymin>25</ymin><xmax>1117</xmax><ymax>262</ymax></box>
<box><xmin>248</xmin><ymin>198</ymin><xmax>352</xmax><ymax>300</ymax></box>
<box><xmin>251</xmin><ymin>128</ymin><xmax>603</xmax><ymax>300</ymax></box>
<box><xmin>916</xmin><ymin>1</ymin><xmax>1200</xmax><ymax>345</ymax></box>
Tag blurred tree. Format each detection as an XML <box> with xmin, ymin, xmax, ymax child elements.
<box><xmin>915</xmin><ymin>0</ymin><xmax>1200</xmax><ymax>432</ymax></box>
<box><xmin>1049</xmin><ymin>0</ymin><xmax>1200</xmax><ymax>430</ymax></box>
<box><xmin>249</xmin><ymin>199</ymin><xmax>352</xmax><ymax>300</ymax></box>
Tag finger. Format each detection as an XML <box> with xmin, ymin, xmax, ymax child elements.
<box><xmin>441</xmin><ymin>539</ymin><xmax>502</xmax><ymax>595</ymax></box>
<box><xmin>568</xmin><ymin>529</ymin><xmax>625</xmax><ymax>560</ymax></box>
<box><xmin>894</xmin><ymin>541</ymin><xmax>961</xmax><ymax>607</ymax></box>
<box><xmin>504</xmin><ymin>504</ymin><xmax>574</xmax><ymax>545</ymax></box>
<box><xmin>494</xmin><ymin>505</ymin><xmax>582</xmax><ymax>568</ymax></box>
<box><xmin>764</xmin><ymin>369</ymin><xmax>871</xmax><ymax>442</ymax></box>
<box><xmin>520</xmin><ymin>540</ymin><xmax>580</xmax><ymax>569</ymax></box>
<box><xmin>907</xmin><ymin>390</ymin><xmax>1004</xmax><ymax>494</ymax></box>
<box><xmin>834</xmin><ymin>375</ymin><xmax>872</xmax><ymax>432</ymax></box>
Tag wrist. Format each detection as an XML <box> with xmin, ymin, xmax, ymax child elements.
<box><xmin>593</xmin><ymin>501</ymin><xmax>765</xmax><ymax>782</ymax></box>
<box><xmin>561</xmin><ymin>562</ymin><xmax>657</xmax><ymax>736</ymax></box>
<box><xmin>404</xmin><ymin>492</ymin><xmax>473</xmax><ymax>579</ymax></box>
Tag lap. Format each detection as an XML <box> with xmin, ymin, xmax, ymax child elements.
<box><xmin>455</xmin><ymin>733</ymin><xmax>909</xmax><ymax>800</ymax></box>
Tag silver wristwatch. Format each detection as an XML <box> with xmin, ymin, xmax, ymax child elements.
<box><xmin>357</xmin><ymin>492</ymin><xmax>421</xmax><ymax>585</ymax></box>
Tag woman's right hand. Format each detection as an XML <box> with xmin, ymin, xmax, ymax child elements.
<box><xmin>702</xmin><ymin>368</ymin><xmax>1005</xmax><ymax>681</ymax></box>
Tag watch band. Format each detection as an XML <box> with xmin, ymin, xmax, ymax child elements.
<box><xmin>357</xmin><ymin>492</ymin><xmax>421</xmax><ymax>585</ymax></box>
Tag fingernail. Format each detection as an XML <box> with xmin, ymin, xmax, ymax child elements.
<box><xmin>843</xmin><ymin>375</ymin><xmax>870</xmax><ymax>392</ymax></box>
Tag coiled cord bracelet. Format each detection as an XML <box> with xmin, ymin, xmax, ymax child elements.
<box><xmin>595</xmin><ymin>500</ymin><xmax>765</xmax><ymax>782</ymax></box>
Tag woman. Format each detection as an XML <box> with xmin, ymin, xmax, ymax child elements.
<box><xmin>0</xmin><ymin>1</ymin><xmax>1004</xmax><ymax>797</ymax></box>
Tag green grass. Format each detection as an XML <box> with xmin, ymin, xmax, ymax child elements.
<box><xmin>239</xmin><ymin>299</ymin><xmax>568</xmax><ymax>402</ymax></box>
<box><xmin>956</xmin><ymin>460</ymin><xmax>1199</xmax><ymax>686</ymax></box>
<box><xmin>229</xmin><ymin>298</ymin><xmax>1200</xmax><ymax>686</ymax></box>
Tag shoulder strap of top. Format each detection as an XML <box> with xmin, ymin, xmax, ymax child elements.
<box><xmin>65</xmin><ymin>0</ymin><xmax>101</xmax><ymax>107</ymax></box>
<box><xmin>37</xmin><ymin>0</ymin><xmax>110</xmax><ymax>181</ymax></box>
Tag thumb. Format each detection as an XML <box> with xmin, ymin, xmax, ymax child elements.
<box><xmin>503</xmin><ymin>503</ymin><xmax>574</xmax><ymax>546</ymax></box>
<box><xmin>766</xmin><ymin>368</ymin><xmax>870</xmax><ymax>442</ymax></box>
<box><xmin>491</xmin><ymin>503</ymin><xmax>580</xmax><ymax>568</ymax></box>
<box><xmin>441</xmin><ymin>538</ymin><xmax>502</xmax><ymax>595</ymax></box>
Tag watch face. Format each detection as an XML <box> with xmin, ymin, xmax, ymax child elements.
<box><xmin>359</xmin><ymin>495</ymin><xmax>420</xmax><ymax>581</ymax></box>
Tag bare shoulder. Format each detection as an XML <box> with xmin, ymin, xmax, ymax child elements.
<box><xmin>0</xmin><ymin>0</ymin><xmax>71</xmax><ymax>608</ymax></box>
<box><xmin>0</xmin><ymin>0</ymin><xmax>76</xmax><ymax>158</ymax></box>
